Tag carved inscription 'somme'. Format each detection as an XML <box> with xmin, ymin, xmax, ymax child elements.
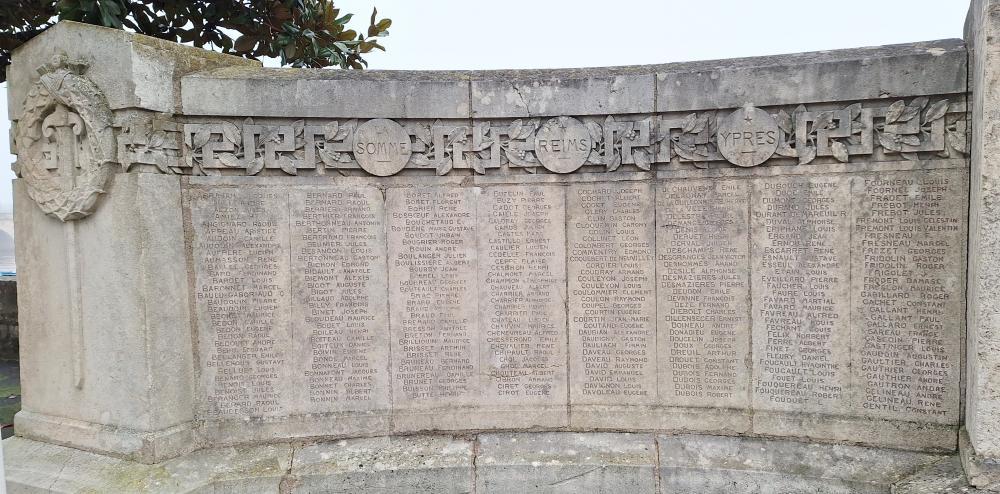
<box><xmin>353</xmin><ymin>118</ymin><xmax>411</xmax><ymax>176</ymax></box>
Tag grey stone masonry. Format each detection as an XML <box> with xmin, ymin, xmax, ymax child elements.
<box><xmin>4</xmin><ymin>5</ymin><xmax>999</xmax><ymax>491</ymax></box>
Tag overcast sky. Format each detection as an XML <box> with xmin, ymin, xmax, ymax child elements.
<box><xmin>0</xmin><ymin>0</ymin><xmax>971</xmax><ymax>213</ymax></box>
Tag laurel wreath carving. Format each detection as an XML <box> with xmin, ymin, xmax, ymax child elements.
<box><xmin>14</xmin><ymin>54</ymin><xmax>115</xmax><ymax>221</ymax></box>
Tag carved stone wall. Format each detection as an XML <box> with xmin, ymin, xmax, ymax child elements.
<box><xmin>4</xmin><ymin>22</ymin><xmax>973</xmax><ymax>466</ymax></box>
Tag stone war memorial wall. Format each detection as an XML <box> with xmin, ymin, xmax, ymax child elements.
<box><xmin>9</xmin><ymin>11</ymin><xmax>1000</xmax><ymax>490</ymax></box>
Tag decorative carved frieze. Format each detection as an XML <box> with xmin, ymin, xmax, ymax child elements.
<box><xmin>118</xmin><ymin>98</ymin><xmax>966</xmax><ymax>178</ymax></box>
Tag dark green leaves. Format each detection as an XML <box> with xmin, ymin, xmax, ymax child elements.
<box><xmin>0</xmin><ymin>0</ymin><xmax>391</xmax><ymax>82</ymax></box>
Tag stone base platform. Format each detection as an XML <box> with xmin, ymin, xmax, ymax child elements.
<box><xmin>4</xmin><ymin>432</ymin><xmax>986</xmax><ymax>493</ymax></box>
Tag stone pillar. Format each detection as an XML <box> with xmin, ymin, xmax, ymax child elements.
<box><xmin>6</xmin><ymin>22</ymin><xmax>257</xmax><ymax>463</ymax></box>
<box><xmin>965</xmin><ymin>0</ymin><xmax>1000</xmax><ymax>489</ymax></box>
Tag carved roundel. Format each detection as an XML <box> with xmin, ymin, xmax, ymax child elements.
<box><xmin>716</xmin><ymin>104</ymin><xmax>780</xmax><ymax>167</ymax></box>
<box><xmin>352</xmin><ymin>118</ymin><xmax>412</xmax><ymax>176</ymax></box>
<box><xmin>15</xmin><ymin>54</ymin><xmax>115</xmax><ymax>221</ymax></box>
<box><xmin>533</xmin><ymin>116</ymin><xmax>592</xmax><ymax>173</ymax></box>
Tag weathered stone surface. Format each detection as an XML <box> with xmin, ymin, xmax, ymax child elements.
<box><xmin>656</xmin><ymin>179</ymin><xmax>750</xmax><ymax>409</ymax></box>
<box><xmin>850</xmin><ymin>170</ymin><xmax>967</xmax><ymax>425</ymax></box>
<box><xmin>9</xmin><ymin>433</ymin><xmax>969</xmax><ymax>493</ymax></box>
<box><xmin>8</xmin><ymin>21</ymin><xmax>257</xmax><ymax>119</ymax></box>
<box><xmin>13</xmin><ymin>173</ymin><xmax>195</xmax><ymax>463</ymax></box>
<box><xmin>477</xmin><ymin>185</ymin><xmax>568</xmax><ymax>426</ymax></box>
<box><xmin>386</xmin><ymin>186</ymin><xmax>482</xmax><ymax>429</ymax></box>
<box><xmin>4</xmin><ymin>436</ymin><xmax>292</xmax><ymax>493</ymax></box>
<box><xmin>659</xmin><ymin>434</ymin><xmax>943</xmax><ymax>494</ymax></box>
<box><xmin>965</xmin><ymin>0</ymin><xmax>1000</xmax><ymax>485</ymax></box>
<box><xmin>290</xmin><ymin>436</ymin><xmax>474</xmax><ymax>493</ymax></box>
<box><xmin>4</xmin><ymin>13</ymin><xmax>983</xmax><ymax>485</ymax></box>
<box><xmin>182</xmin><ymin>68</ymin><xmax>470</xmax><ymax>119</ymax></box>
<box><xmin>476</xmin><ymin>432</ymin><xmax>657</xmax><ymax>493</ymax></box>
<box><xmin>894</xmin><ymin>455</ymin><xmax>986</xmax><ymax>494</ymax></box>
<box><xmin>189</xmin><ymin>186</ymin><xmax>293</xmax><ymax>420</ymax></box>
<box><xmin>288</xmin><ymin>187</ymin><xmax>392</xmax><ymax>418</ymax></box>
<box><xmin>656</xmin><ymin>39</ymin><xmax>966</xmax><ymax>112</ymax></box>
<box><xmin>750</xmin><ymin>174</ymin><xmax>853</xmax><ymax>416</ymax></box>
<box><xmin>472</xmin><ymin>71</ymin><xmax>654</xmax><ymax>118</ymax></box>
<box><xmin>567</xmin><ymin>182</ymin><xmax>657</xmax><ymax>419</ymax></box>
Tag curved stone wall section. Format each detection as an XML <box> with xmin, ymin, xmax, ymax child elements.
<box><xmin>185</xmin><ymin>164</ymin><xmax>967</xmax><ymax>451</ymax></box>
<box><xmin>5</xmin><ymin>22</ymin><xmax>972</xmax><ymax>462</ymax></box>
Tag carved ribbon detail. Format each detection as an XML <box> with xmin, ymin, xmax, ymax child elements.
<box><xmin>120</xmin><ymin>98</ymin><xmax>967</xmax><ymax>177</ymax></box>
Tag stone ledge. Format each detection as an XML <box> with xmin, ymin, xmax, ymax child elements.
<box><xmin>13</xmin><ymin>411</ymin><xmax>196</xmax><ymax>464</ymax></box>
<box><xmin>4</xmin><ymin>433</ymin><xmax>970</xmax><ymax>493</ymax></box>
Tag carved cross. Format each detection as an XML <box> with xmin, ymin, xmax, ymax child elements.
<box><xmin>41</xmin><ymin>104</ymin><xmax>85</xmax><ymax>189</ymax></box>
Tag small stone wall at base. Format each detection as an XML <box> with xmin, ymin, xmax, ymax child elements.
<box><xmin>1</xmin><ymin>432</ymin><xmax>961</xmax><ymax>494</ymax></box>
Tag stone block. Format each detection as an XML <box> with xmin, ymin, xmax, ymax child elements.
<box><xmin>472</xmin><ymin>69</ymin><xmax>654</xmax><ymax>118</ymax></box>
<box><xmin>289</xmin><ymin>436</ymin><xmax>474</xmax><ymax>493</ymax></box>
<box><xmin>475</xmin><ymin>432</ymin><xmax>657</xmax><ymax>493</ymax></box>
<box><xmin>656</xmin><ymin>39</ymin><xmax>966</xmax><ymax>112</ymax></box>
<box><xmin>13</xmin><ymin>173</ymin><xmax>194</xmax><ymax>463</ymax></box>
<box><xmin>182</xmin><ymin>69</ymin><xmax>471</xmax><ymax>119</ymax></box>
<box><xmin>965</xmin><ymin>0</ymin><xmax>1000</xmax><ymax>485</ymax></box>
<box><xmin>7</xmin><ymin>21</ymin><xmax>256</xmax><ymax>120</ymax></box>
<box><xmin>658</xmin><ymin>434</ymin><xmax>943</xmax><ymax>494</ymax></box>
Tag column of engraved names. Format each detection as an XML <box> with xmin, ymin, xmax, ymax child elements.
<box><xmin>568</xmin><ymin>183</ymin><xmax>656</xmax><ymax>404</ymax></box>
<box><xmin>853</xmin><ymin>171</ymin><xmax>965</xmax><ymax>423</ymax></box>
<box><xmin>751</xmin><ymin>177</ymin><xmax>851</xmax><ymax>414</ymax></box>
<box><xmin>479</xmin><ymin>186</ymin><xmax>566</xmax><ymax>405</ymax></box>
<box><xmin>657</xmin><ymin>180</ymin><xmax>749</xmax><ymax>408</ymax></box>
<box><xmin>388</xmin><ymin>187</ymin><xmax>479</xmax><ymax>407</ymax></box>
<box><xmin>289</xmin><ymin>187</ymin><xmax>389</xmax><ymax>414</ymax></box>
<box><xmin>191</xmin><ymin>188</ymin><xmax>290</xmax><ymax>419</ymax></box>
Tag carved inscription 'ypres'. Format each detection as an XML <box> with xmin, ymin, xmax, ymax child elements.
<box><xmin>657</xmin><ymin>180</ymin><xmax>750</xmax><ymax>408</ymax></box>
<box><xmin>751</xmin><ymin>176</ymin><xmax>852</xmax><ymax>414</ymax></box>
<box><xmin>851</xmin><ymin>171</ymin><xmax>966</xmax><ymax>424</ymax></box>
<box><xmin>289</xmin><ymin>188</ymin><xmax>390</xmax><ymax>414</ymax></box>
<box><xmin>387</xmin><ymin>187</ymin><xmax>480</xmax><ymax>407</ymax></box>
<box><xmin>191</xmin><ymin>188</ymin><xmax>292</xmax><ymax>419</ymax></box>
<box><xmin>478</xmin><ymin>186</ymin><xmax>567</xmax><ymax>405</ymax></box>
<box><xmin>568</xmin><ymin>183</ymin><xmax>657</xmax><ymax>404</ymax></box>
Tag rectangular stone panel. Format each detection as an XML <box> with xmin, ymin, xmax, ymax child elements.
<box><xmin>851</xmin><ymin>170</ymin><xmax>966</xmax><ymax>424</ymax></box>
<box><xmin>656</xmin><ymin>180</ymin><xmax>750</xmax><ymax>409</ymax></box>
<box><xmin>288</xmin><ymin>187</ymin><xmax>391</xmax><ymax>415</ymax></box>
<box><xmin>387</xmin><ymin>187</ymin><xmax>480</xmax><ymax>410</ymax></box>
<box><xmin>189</xmin><ymin>187</ymin><xmax>293</xmax><ymax>419</ymax></box>
<box><xmin>751</xmin><ymin>176</ymin><xmax>852</xmax><ymax>415</ymax></box>
<box><xmin>567</xmin><ymin>182</ymin><xmax>657</xmax><ymax>405</ymax></box>
<box><xmin>477</xmin><ymin>185</ymin><xmax>567</xmax><ymax>407</ymax></box>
